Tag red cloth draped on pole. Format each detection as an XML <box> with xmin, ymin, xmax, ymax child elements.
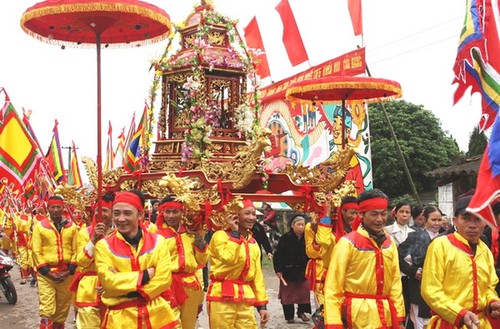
<box><xmin>67</xmin><ymin>140</ymin><xmax>83</xmax><ymax>188</ymax></box>
<box><xmin>0</xmin><ymin>88</ymin><xmax>43</xmax><ymax>194</ymax></box>
<box><xmin>244</xmin><ymin>17</ymin><xmax>271</xmax><ymax>79</ymax></box>
<box><xmin>275</xmin><ymin>0</ymin><xmax>308</xmax><ymax>66</ymax></box>
<box><xmin>348</xmin><ymin>0</ymin><xmax>363</xmax><ymax>36</ymax></box>
<box><xmin>460</xmin><ymin>0</ymin><xmax>500</xmax><ymax>229</ymax></box>
<box><xmin>45</xmin><ymin>119</ymin><xmax>66</xmax><ymax>183</ymax></box>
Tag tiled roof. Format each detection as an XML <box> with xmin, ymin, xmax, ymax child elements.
<box><xmin>426</xmin><ymin>156</ymin><xmax>482</xmax><ymax>178</ymax></box>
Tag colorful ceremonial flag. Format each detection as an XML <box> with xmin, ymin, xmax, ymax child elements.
<box><xmin>67</xmin><ymin>141</ymin><xmax>83</xmax><ymax>188</ymax></box>
<box><xmin>275</xmin><ymin>0</ymin><xmax>308</xmax><ymax>66</ymax></box>
<box><xmin>104</xmin><ymin>121</ymin><xmax>114</xmax><ymax>171</ymax></box>
<box><xmin>0</xmin><ymin>89</ymin><xmax>43</xmax><ymax>193</ymax></box>
<box><xmin>348</xmin><ymin>0</ymin><xmax>363</xmax><ymax>36</ymax></box>
<box><xmin>45</xmin><ymin>120</ymin><xmax>66</xmax><ymax>183</ymax></box>
<box><xmin>123</xmin><ymin>104</ymin><xmax>147</xmax><ymax>173</ymax></box>
<box><xmin>113</xmin><ymin>126</ymin><xmax>126</xmax><ymax>165</ymax></box>
<box><xmin>244</xmin><ymin>17</ymin><xmax>271</xmax><ymax>79</ymax></box>
<box><xmin>452</xmin><ymin>0</ymin><xmax>500</xmax><ymax>130</ymax></box>
<box><xmin>461</xmin><ymin>0</ymin><xmax>500</xmax><ymax>229</ymax></box>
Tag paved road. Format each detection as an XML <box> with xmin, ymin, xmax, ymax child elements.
<box><xmin>0</xmin><ymin>258</ymin><xmax>316</xmax><ymax>329</ymax></box>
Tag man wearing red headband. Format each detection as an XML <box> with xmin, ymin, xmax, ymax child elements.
<box><xmin>207</xmin><ymin>198</ymin><xmax>269</xmax><ymax>328</ymax></box>
<box><xmin>94</xmin><ymin>190</ymin><xmax>178</xmax><ymax>329</ymax></box>
<box><xmin>32</xmin><ymin>195</ymin><xmax>78</xmax><ymax>329</ymax></box>
<box><xmin>72</xmin><ymin>193</ymin><xmax>115</xmax><ymax>329</ymax></box>
<box><xmin>421</xmin><ymin>195</ymin><xmax>500</xmax><ymax>328</ymax></box>
<box><xmin>324</xmin><ymin>189</ymin><xmax>405</xmax><ymax>329</ymax></box>
<box><xmin>155</xmin><ymin>195</ymin><xmax>208</xmax><ymax>329</ymax></box>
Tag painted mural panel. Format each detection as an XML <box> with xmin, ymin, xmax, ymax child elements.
<box><xmin>259</xmin><ymin>99</ymin><xmax>372</xmax><ymax>194</ymax></box>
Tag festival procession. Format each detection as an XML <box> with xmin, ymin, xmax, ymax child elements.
<box><xmin>0</xmin><ymin>0</ymin><xmax>499</xmax><ymax>328</ymax></box>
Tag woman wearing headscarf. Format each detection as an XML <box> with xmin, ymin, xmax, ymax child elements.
<box><xmin>273</xmin><ymin>215</ymin><xmax>311</xmax><ymax>323</ymax></box>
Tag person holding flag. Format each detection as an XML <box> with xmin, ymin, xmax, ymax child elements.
<box><xmin>155</xmin><ymin>195</ymin><xmax>208</xmax><ymax>329</ymax></box>
<box><xmin>72</xmin><ymin>193</ymin><xmax>115</xmax><ymax>329</ymax></box>
<box><xmin>32</xmin><ymin>195</ymin><xmax>78</xmax><ymax>329</ymax></box>
<box><xmin>95</xmin><ymin>190</ymin><xmax>178</xmax><ymax>328</ymax></box>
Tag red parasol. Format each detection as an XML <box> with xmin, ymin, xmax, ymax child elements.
<box><xmin>21</xmin><ymin>0</ymin><xmax>171</xmax><ymax>219</ymax></box>
<box><xmin>285</xmin><ymin>75</ymin><xmax>402</xmax><ymax>147</ymax></box>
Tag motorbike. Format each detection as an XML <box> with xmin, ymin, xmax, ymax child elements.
<box><xmin>0</xmin><ymin>250</ymin><xmax>17</xmax><ymax>304</ymax></box>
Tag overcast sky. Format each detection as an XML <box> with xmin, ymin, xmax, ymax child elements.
<box><xmin>0</xmin><ymin>0</ymin><xmax>480</xmax><ymax>172</ymax></box>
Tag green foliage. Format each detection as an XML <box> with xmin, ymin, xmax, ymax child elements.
<box><xmin>466</xmin><ymin>125</ymin><xmax>488</xmax><ymax>157</ymax></box>
<box><xmin>368</xmin><ymin>100</ymin><xmax>461</xmax><ymax>198</ymax></box>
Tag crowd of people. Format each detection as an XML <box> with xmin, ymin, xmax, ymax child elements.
<box><xmin>1</xmin><ymin>187</ymin><xmax>500</xmax><ymax>329</ymax></box>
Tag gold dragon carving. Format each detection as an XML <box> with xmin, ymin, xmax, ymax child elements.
<box><xmin>229</xmin><ymin>128</ymin><xmax>272</xmax><ymax>189</ymax></box>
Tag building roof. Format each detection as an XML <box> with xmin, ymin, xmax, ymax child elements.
<box><xmin>426</xmin><ymin>156</ymin><xmax>482</xmax><ymax>178</ymax></box>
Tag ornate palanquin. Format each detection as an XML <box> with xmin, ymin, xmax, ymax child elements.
<box><xmin>77</xmin><ymin>1</ymin><xmax>359</xmax><ymax>230</ymax></box>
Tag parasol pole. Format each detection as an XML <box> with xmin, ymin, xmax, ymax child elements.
<box><xmin>365</xmin><ymin>65</ymin><xmax>422</xmax><ymax>205</ymax></box>
<box><xmin>96</xmin><ymin>31</ymin><xmax>103</xmax><ymax>221</ymax></box>
<box><xmin>341</xmin><ymin>97</ymin><xmax>346</xmax><ymax>149</ymax></box>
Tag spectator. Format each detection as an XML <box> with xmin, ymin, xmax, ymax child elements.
<box><xmin>410</xmin><ymin>205</ymin><xmax>425</xmax><ymax>230</ymax></box>
<box><xmin>398</xmin><ymin>206</ymin><xmax>442</xmax><ymax>329</ymax></box>
<box><xmin>273</xmin><ymin>215</ymin><xmax>311</xmax><ymax>323</ymax></box>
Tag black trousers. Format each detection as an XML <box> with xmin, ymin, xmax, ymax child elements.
<box><xmin>282</xmin><ymin>303</ymin><xmax>312</xmax><ymax>320</ymax></box>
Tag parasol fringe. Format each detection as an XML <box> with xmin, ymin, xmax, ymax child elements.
<box><xmin>286</xmin><ymin>80</ymin><xmax>402</xmax><ymax>104</ymax></box>
<box><xmin>21</xmin><ymin>2</ymin><xmax>171</xmax><ymax>47</ymax></box>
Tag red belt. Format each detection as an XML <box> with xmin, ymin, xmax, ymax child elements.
<box><xmin>68</xmin><ymin>271</ymin><xmax>97</xmax><ymax>292</ymax></box>
<box><xmin>170</xmin><ymin>272</ymin><xmax>191</xmax><ymax>306</ymax></box>
<box><xmin>343</xmin><ymin>292</ymin><xmax>399</xmax><ymax>329</ymax></box>
<box><xmin>211</xmin><ymin>277</ymin><xmax>249</xmax><ymax>301</ymax></box>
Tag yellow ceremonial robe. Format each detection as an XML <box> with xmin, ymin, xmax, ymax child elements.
<box><xmin>324</xmin><ymin>227</ymin><xmax>405</xmax><ymax>329</ymax></box>
<box><xmin>95</xmin><ymin>230</ymin><xmax>178</xmax><ymax>329</ymax></box>
<box><xmin>305</xmin><ymin>222</ymin><xmax>328</xmax><ymax>305</ymax></box>
<box><xmin>421</xmin><ymin>232</ymin><xmax>500</xmax><ymax>328</ymax></box>
<box><xmin>207</xmin><ymin>230</ymin><xmax>268</xmax><ymax>328</ymax></box>
<box><xmin>158</xmin><ymin>224</ymin><xmax>208</xmax><ymax>329</ymax></box>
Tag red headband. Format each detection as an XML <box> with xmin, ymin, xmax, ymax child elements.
<box><xmin>47</xmin><ymin>199</ymin><xmax>65</xmax><ymax>206</ymax></box>
<box><xmin>113</xmin><ymin>191</ymin><xmax>143</xmax><ymax>211</ymax></box>
<box><xmin>358</xmin><ymin>197</ymin><xmax>388</xmax><ymax>213</ymax></box>
<box><xmin>341</xmin><ymin>202</ymin><xmax>359</xmax><ymax>211</ymax></box>
<box><xmin>101</xmin><ymin>200</ymin><xmax>113</xmax><ymax>210</ymax></box>
<box><xmin>242</xmin><ymin>199</ymin><xmax>254</xmax><ymax>208</ymax></box>
<box><xmin>158</xmin><ymin>202</ymin><xmax>184</xmax><ymax>211</ymax></box>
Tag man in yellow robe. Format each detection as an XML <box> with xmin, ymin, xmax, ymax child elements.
<box><xmin>72</xmin><ymin>193</ymin><xmax>115</xmax><ymax>329</ymax></box>
<box><xmin>304</xmin><ymin>220</ymin><xmax>327</xmax><ymax>306</ymax></box>
<box><xmin>312</xmin><ymin>196</ymin><xmax>359</xmax><ymax>307</ymax></box>
<box><xmin>156</xmin><ymin>195</ymin><xmax>208</xmax><ymax>329</ymax></box>
<box><xmin>32</xmin><ymin>196</ymin><xmax>78</xmax><ymax>329</ymax></box>
<box><xmin>421</xmin><ymin>195</ymin><xmax>500</xmax><ymax>329</ymax></box>
<box><xmin>324</xmin><ymin>189</ymin><xmax>405</xmax><ymax>329</ymax></box>
<box><xmin>207</xmin><ymin>199</ymin><xmax>269</xmax><ymax>329</ymax></box>
<box><xmin>95</xmin><ymin>190</ymin><xmax>179</xmax><ymax>329</ymax></box>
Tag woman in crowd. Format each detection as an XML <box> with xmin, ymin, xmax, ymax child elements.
<box><xmin>386</xmin><ymin>202</ymin><xmax>414</xmax><ymax>327</ymax></box>
<box><xmin>411</xmin><ymin>205</ymin><xmax>425</xmax><ymax>230</ymax></box>
<box><xmin>273</xmin><ymin>215</ymin><xmax>311</xmax><ymax>323</ymax></box>
<box><xmin>398</xmin><ymin>206</ymin><xmax>442</xmax><ymax>329</ymax></box>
